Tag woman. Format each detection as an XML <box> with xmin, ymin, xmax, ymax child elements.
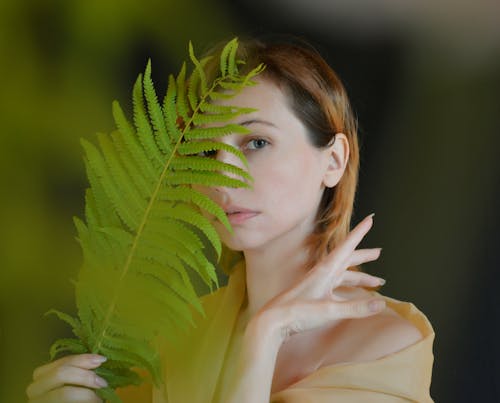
<box><xmin>26</xmin><ymin>38</ymin><xmax>434</xmax><ymax>402</ymax></box>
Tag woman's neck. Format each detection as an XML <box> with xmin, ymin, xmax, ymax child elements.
<box><xmin>243</xmin><ymin>233</ymin><xmax>311</xmax><ymax>318</ymax></box>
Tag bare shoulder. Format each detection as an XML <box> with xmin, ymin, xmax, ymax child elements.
<box><xmin>320</xmin><ymin>288</ymin><xmax>423</xmax><ymax>367</ymax></box>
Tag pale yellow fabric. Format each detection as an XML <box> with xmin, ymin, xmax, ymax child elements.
<box><xmin>117</xmin><ymin>261</ymin><xmax>434</xmax><ymax>402</ymax></box>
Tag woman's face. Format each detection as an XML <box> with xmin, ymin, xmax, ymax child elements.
<box><xmin>200</xmin><ymin>78</ymin><xmax>336</xmax><ymax>252</ymax></box>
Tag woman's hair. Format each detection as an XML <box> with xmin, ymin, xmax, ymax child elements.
<box><xmin>203</xmin><ymin>36</ymin><xmax>360</xmax><ymax>271</ymax></box>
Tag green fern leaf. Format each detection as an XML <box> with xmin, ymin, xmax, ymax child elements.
<box><xmin>187</xmin><ymin>65</ymin><xmax>200</xmax><ymax>111</ymax></box>
<box><xmin>174</xmin><ymin>62</ymin><xmax>189</xmax><ymax>122</ymax></box>
<box><xmin>164</xmin><ymin>170</ymin><xmax>249</xmax><ymax>189</ymax></box>
<box><xmin>208</xmin><ymin>91</ymin><xmax>239</xmax><ymax>100</ymax></box>
<box><xmin>45</xmin><ymin>309</ymin><xmax>82</xmax><ymax>335</ymax></box>
<box><xmin>48</xmin><ymin>338</ymin><xmax>88</xmax><ymax>360</ymax></box>
<box><xmin>95</xmin><ymin>366</ymin><xmax>143</xmax><ymax>389</ymax></box>
<box><xmin>47</xmin><ymin>37</ymin><xmax>264</xmax><ymax>400</ymax></box>
<box><xmin>109</xmin><ymin>130</ymin><xmax>152</xmax><ymax>199</ymax></box>
<box><xmin>163</xmin><ymin>75</ymin><xmax>182</xmax><ymax>143</ymax></box>
<box><xmin>218</xmin><ymin>81</ymin><xmax>247</xmax><ymax>91</ymax></box>
<box><xmin>112</xmin><ymin>102</ymin><xmax>158</xmax><ymax>183</ymax></box>
<box><xmin>159</xmin><ymin>186</ymin><xmax>230</xmax><ymax>230</ymax></box>
<box><xmin>96</xmin><ymin>386</ymin><xmax>124</xmax><ymax>403</ymax></box>
<box><xmin>132</xmin><ymin>74</ymin><xmax>163</xmax><ymax>169</ymax></box>
<box><xmin>199</xmin><ymin>103</ymin><xmax>256</xmax><ymax>114</ymax></box>
<box><xmin>97</xmin><ymin>132</ymin><xmax>151</xmax><ymax>204</ymax></box>
<box><xmin>188</xmin><ymin>42</ymin><xmax>208</xmax><ymax>94</ymax></box>
<box><xmin>219</xmin><ymin>37</ymin><xmax>237</xmax><ymax>76</ymax></box>
<box><xmin>81</xmin><ymin>138</ymin><xmax>141</xmax><ymax>231</ymax></box>
<box><xmin>170</xmin><ymin>156</ymin><xmax>252</xmax><ymax>182</ymax></box>
<box><xmin>192</xmin><ymin>104</ymin><xmax>256</xmax><ymax>125</ymax></box>
<box><xmin>228</xmin><ymin>39</ymin><xmax>239</xmax><ymax>76</ymax></box>
<box><xmin>177</xmin><ymin>140</ymin><xmax>249</xmax><ymax>168</ymax></box>
<box><xmin>144</xmin><ymin>59</ymin><xmax>171</xmax><ymax>152</ymax></box>
<box><xmin>185</xmin><ymin>123</ymin><xmax>251</xmax><ymax>140</ymax></box>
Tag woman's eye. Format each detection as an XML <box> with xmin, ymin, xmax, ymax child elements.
<box><xmin>246</xmin><ymin>138</ymin><xmax>269</xmax><ymax>150</ymax></box>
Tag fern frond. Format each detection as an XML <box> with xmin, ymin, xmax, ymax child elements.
<box><xmin>48</xmin><ymin>37</ymin><xmax>264</xmax><ymax>399</ymax></box>
<box><xmin>112</xmin><ymin>101</ymin><xmax>158</xmax><ymax>183</ymax></box>
<box><xmin>174</xmin><ymin>62</ymin><xmax>189</xmax><ymax>122</ymax></box>
<box><xmin>228</xmin><ymin>39</ymin><xmax>239</xmax><ymax>76</ymax></box>
<box><xmin>185</xmin><ymin>123</ymin><xmax>251</xmax><ymax>140</ymax></box>
<box><xmin>218</xmin><ymin>81</ymin><xmax>247</xmax><ymax>91</ymax></box>
<box><xmin>132</xmin><ymin>75</ymin><xmax>163</xmax><ymax>169</ymax></box>
<box><xmin>81</xmin><ymin>138</ymin><xmax>141</xmax><ymax>231</ymax></box>
<box><xmin>193</xmin><ymin>104</ymin><xmax>256</xmax><ymax>125</ymax></box>
<box><xmin>159</xmin><ymin>186</ymin><xmax>231</xmax><ymax>230</ymax></box>
<box><xmin>187</xmin><ymin>66</ymin><xmax>200</xmax><ymax>111</ymax></box>
<box><xmin>163</xmin><ymin>75</ymin><xmax>182</xmax><ymax>143</ymax></box>
<box><xmin>109</xmin><ymin>130</ymin><xmax>152</xmax><ymax>199</ymax></box>
<box><xmin>97</xmin><ymin>132</ymin><xmax>151</xmax><ymax>204</ymax></box>
<box><xmin>45</xmin><ymin>309</ymin><xmax>86</xmax><ymax>340</ymax></box>
<box><xmin>208</xmin><ymin>91</ymin><xmax>240</xmax><ymax>100</ymax></box>
<box><xmin>189</xmin><ymin>42</ymin><xmax>208</xmax><ymax>95</ymax></box>
<box><xmin>144</xmin><ymin>59</ymin><xmax>171</xmax><ymax>153</ymax></box>
<box><xmin>177</xmin><ymin>140</ymin><xmax>249</xmax><ymax>168</ymax></box>
<box><xmin>170</xmin><ymin>156</ymin><xmax>252</xmax><ymax>182</ymax></box>
<box><xmin>48</xmin><ymin>337</ymin><xmax>88</xmax><ymax>360</ymax></box>
<box><xmin>199</xmin><ymin>103</ymin><xmax>255</xmax><ymax>114</ymax></box>
<box><xmin>164</xmin><ymin>170</ymin><xmax>249</xmax><ymax>189</ymax></box>
<box><xmin>220</xmin><ymin>37</ymin><xmax>238</xmax><ymax>76</ymax></box>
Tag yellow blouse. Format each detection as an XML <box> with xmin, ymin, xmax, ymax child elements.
<box><xmin>117</xmin><ymin>262</ymin><xmax>434</xmax><ymax>402</ymax></box>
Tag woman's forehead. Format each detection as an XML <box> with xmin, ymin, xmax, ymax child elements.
<box><xmin>218</xmin><ymin>78</ymin><xmax>290</xmax><ymax>118</ymax></box>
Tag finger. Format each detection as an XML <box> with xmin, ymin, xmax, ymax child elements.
<box><xmin>27</xmin><ymin>366</ymin><xmax>108</xmax><ymax>400</ymax></box>
<box><xmin>321</xmin><ymin>214</ymin><xmax>375</xmax><ymax>274</ymax></box>
<box><xmin>328</xmin><ymin>297</ymin><xmax>386</xmax><ymax>320</ymax></box>
<box><xmin>33</xmin><ymin>354</ymin><xmax>107</xmax><ymax>381</ymax></box>
<box><xmin>281</xmin><ymin>297</ymin><xmax>386</xmax><ymax>336</ymax></box>
<box><xmin>30</xmin><ymin>385</ymin><xmax>103</xmax><ymax>403</ymax></box>
<box><xmin>289</xmin><ymin>248</ymin><xmax>381</xmax><ymax>300</ymax></box>
<box><xmin>346</xmin><ymin>248</ymin><xmax>382</xmax><ymax>268</ymax></box>
<box><xmin>338</xmin><ymin>271</ymin><xmax>385</xmax><ymax>288</ymax></box>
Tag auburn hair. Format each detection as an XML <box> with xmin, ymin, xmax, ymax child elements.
<box><xmin>203</xmin><ymin>37</ymin><xmax>360</xmax><ymax>271</ymax></box>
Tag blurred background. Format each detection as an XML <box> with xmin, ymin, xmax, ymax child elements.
<box><xmin>1</xmin><ymin>0</ymin><xmax>499</xmax><ymax>401</ymax></box>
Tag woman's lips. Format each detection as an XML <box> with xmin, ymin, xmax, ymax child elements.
<box><xmin>226</xmin><ymin>211</ymin><xmax>259</xmax><ymax>225</ymax></box>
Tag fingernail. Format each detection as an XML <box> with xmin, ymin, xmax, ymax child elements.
<box><xmin>368</xmin><ymin>213</ymin><xmax>375</xmax><ymax>219</ymax></box>
<box><xmin>369</xmin><ymin>299</ymin><xmax>386</xmax><ymax>312</ymax></box>
<box><xmin>91</xmin><ymin>355</ymin><xmax>107</xmax><ymax>365</ymax></box>
<box><xmin>378</xmin><ymin>278</ymin><xmax>386</xmax><ymax>286</ymax></box>
<box><xmin>95</xmin><ymin>375</ymin><xmax>108</xmax><ymax>388</ymax></box>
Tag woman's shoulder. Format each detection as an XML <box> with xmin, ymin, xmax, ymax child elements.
<box><xmin>320</xmin><ymin>287</ymin><xmax>429</xmax><ymax>368</ymax></box>
<box><xmin>272</xmin><ymin>289</ymin><xmax>434</xmax><ymax>401</ymax></box>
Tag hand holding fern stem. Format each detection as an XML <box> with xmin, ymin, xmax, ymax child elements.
<box><xmin>26</xmin><ymin>354</ymin><xmax>107</xmax><ymax>403</ymax></box>
<box><xmin>223</xmin><ymin>214</ymin><xmax>386</xmax><ymax>403</ymax></box>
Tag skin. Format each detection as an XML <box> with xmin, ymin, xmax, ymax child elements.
<box><xmin>26</xmin><ymin>77</ymin><xmax>421</xmax><ymax>402</ymax></box>
<box><xmin>26</xmin><ymin>354</ymin><xmax>106</xmax><ymax>402</ymax></box>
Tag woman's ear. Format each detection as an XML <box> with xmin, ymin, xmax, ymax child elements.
<box><xmin>322</xmin><ymin>133</ymin><xmax>349</xmax><ymax>188</ymax></box>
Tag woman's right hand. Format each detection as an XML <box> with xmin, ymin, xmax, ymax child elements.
<box><xmin>26</xmin><ymin>353</ymin><xmax>108</xmax><ymax>403</ymax></box>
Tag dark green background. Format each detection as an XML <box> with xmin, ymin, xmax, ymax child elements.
<box><xmin>1</xmin><ymin>1</ymin><xmax>499</xmax><ymax>401</ymax></box>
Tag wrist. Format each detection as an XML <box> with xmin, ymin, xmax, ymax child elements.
<box><xmin>222</xmin><ymin>310</ymin><xmax>283</xmax><ymax>403</ymax></box>
<box><xmin>247</xmin><ymin>309</ymin><xmax>286</xmax><ymax>349</ymax></box>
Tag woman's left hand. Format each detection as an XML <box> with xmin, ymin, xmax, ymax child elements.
<box><xmin>254</xmin><ymin>213</ymin><xmax>386</xmax><ymax>342</ymax></box>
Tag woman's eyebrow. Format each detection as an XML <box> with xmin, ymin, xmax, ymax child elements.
<box><xmin>238</xmin><ymin>119</ymin><xmax>277</xmax><ymax>128</ymax></box>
